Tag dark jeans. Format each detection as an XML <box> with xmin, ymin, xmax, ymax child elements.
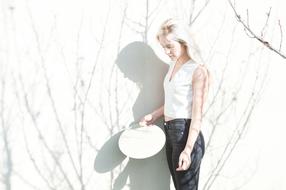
<box><xmin>163</xmin><ymin>118</ymin><xmax>205</xmax><ymax>190</ymax></box>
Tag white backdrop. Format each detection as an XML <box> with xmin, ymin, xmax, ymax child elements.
<box><xmin>1</xmin><ymin>0</ymin><xmax>286</xmax><ymax>189</ymax></box>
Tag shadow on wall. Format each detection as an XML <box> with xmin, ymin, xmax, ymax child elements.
<box><xmin>94</xmin><ymin>41</ymin><xmax>170</xmax><ymax>190</ymax></box>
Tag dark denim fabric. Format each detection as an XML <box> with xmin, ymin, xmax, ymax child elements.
<box><xmin>163</xmin><ymin>119</ymin><xmax>205</xmax><ymax>190</ymax></box>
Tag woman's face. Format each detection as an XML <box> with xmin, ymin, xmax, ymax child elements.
<box><xmin>158</xmin><ymin>34</ymin><xmax>186</xmax><ymax>61</ymax></box>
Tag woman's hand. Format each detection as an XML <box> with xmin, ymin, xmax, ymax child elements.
<box><xmin>139</xmin><ymin>113</ymin><xmax>157</xmax><ymax>127</ymax></box>
<box><xmin>138</xmin><ymin>105</ymin><xmax>164</xmax><ymax>127</ymax></box>
<box><xmin>176</xmin><ymin>150</ymin><xmax>192</xmax><ymax>171</ymax></box>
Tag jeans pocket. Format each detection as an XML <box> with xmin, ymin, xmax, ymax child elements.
<box><xmin>165</xmin><ymin>119</ymin><xmax>190</xmax><ymax>145</ymax></box>
<box><xmin>168</xmin><ymin>129</ymin><xmax>187</xmax><ymax>144</ymax></box>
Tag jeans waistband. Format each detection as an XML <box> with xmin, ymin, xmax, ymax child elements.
<box><xmin>164</xmin><ymin>118</ymin><xmax>191</xmax><ymax>126</ymax></box>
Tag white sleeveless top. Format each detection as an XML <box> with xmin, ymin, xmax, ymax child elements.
<box><xmin>163</xmin><ymin>59</ymin><xmax>200</xmax><ymax>119</ymax></box>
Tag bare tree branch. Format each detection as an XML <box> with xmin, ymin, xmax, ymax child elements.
<box><xmin>1</xmin><ymin>77</ymin><xmax>13</xmax><ymax>190</ymax></box>
<box><xmin>228</xmin><ymin>0</ymin><xmax>286</xmax><ymax>59</ymax></box>
<box><xmin>278</xmin><ymin>19</ymin><xmax>283</xmax><ymax>51</ymax></box>
<box><xmin>14</xmin><ymin>171</ymin><xmax>42</xmax><ymax>190</ymax></box>
<box><xmin>189</xmin><ymin>0</ymin><xmax>212</xmax><ymax>26</ymax></box>
<box><xmin>15</xmin><ymin>74</ymin><xmax>70</xmax><ymax>189</ymax></box>
<box><xmin>261</xmin><ymin>7</ymin><xmax>271</xmax><ymax>38</ymax></box>
<box><xmin>203</xmin><ymin>46</ymin><xmax>269</xmax><ymax>189</ymax></box>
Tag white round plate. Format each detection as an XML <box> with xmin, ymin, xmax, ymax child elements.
<box><xmin>118</xmin><ymin>124</ymin><xmax>166</xmax><ymax>159</ymax></box>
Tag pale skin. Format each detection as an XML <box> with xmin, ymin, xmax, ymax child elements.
<box><xmin>139</xmin><ymin>33</ymin><xmax>209</xmax><ymax>171</ymax></box>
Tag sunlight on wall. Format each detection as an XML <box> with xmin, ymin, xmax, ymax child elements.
<box><xmin>0</xmin><ymin>0</ymin><xmax>286</xmax><ymax>189</ymax></box>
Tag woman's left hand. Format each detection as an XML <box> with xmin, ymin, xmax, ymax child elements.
<box><xmin>176</xmin><ymin>150</ymin><xmax>191</xmax><ymax>171</ymax></box>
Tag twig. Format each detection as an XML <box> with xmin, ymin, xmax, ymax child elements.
<box><xmin>278</xmin><ymin>20</ymin><xmax>283</xmax><ymax>51</ymax></box>
<box><xmin>189</xmin><ymin>0</ymin><xmax>212</xmax><ymax>26</ymax></box>
<box><xmin>261</xmin><ymin>7</ymin><xmax>271</xmax><ymax>38</ymax></box>
<box><xmin>228</xmin><ymin>0</ymin><xmax>286</xmax><ymax>59</ymax></box>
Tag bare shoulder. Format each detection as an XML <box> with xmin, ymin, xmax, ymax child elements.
<box><xmin>193</xmin><ymin>64</ymin><xmax>209</xmax><ymax>80</ymax></box>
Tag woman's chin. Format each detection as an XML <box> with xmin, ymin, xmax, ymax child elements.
<box><xmin>170</xmin><ymin>56</ymin><xmax>176</xmax><ymax>61</ymax></box>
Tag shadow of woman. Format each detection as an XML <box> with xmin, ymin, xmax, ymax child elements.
<box><xmin>94</xmin><ymin>41</ymin><xmax>170</xmax><ymax>190</ymax></box>
<box><xmin>113</xmin><ymin>41</ymin><xmax>170</xmax><ymax>190</ymax></box>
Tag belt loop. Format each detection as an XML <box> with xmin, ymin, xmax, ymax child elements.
<box><xmin>164</xmin><ymin>121</ymin><xmax>168</xmax><ymax>130</ymax></box>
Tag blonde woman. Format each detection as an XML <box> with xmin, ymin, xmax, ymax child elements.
<box><xmin>140</xmin><ymin>18</ymin><xmax>210</xmax><ymax>190</ymax></box>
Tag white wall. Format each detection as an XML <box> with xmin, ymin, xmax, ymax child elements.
<box><xmin>0</xmin><ymin>0</ymin><xmax>286</xmax><ymax>189</ymax></box>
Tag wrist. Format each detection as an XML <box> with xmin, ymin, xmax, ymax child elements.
<box><xmin>151</xmin><ymin>111</ymin><xmax>159</xmax><ymax>120</ymax></box>
<box><xmin>184</xmin><ymin>145</ymin><xmax>193</xmax><ymax>155</ymax></box>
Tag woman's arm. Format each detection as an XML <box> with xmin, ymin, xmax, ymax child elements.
<box><xmin>151</xmin><ymin>105</ymin><xmax>164</xmax><ymax>120</ymax></box>
<box><xmin>184</xmin><ymin>65</ymin><xmax>209</xmax><ymax>155</ymax></box>
<box><xmin>139</xmin><ymin>105</ymin><xmax>164</xmax><ymax>126</ymax></box>
<box><xmin>177</xmin><ymin>65</ymin><xmax>209</xmax><ymax>171</ymax></box>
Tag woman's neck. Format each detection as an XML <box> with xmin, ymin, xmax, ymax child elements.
<box><xmin>176</xmin><ymin>54</ymin><xmax>192</xmax><ymax>65</ymax></box>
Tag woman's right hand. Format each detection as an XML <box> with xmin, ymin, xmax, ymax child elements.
<box><xmin>139</xmin><ymin>113</ymin><xmax>156</xmax><ymax>127</ymax></box>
